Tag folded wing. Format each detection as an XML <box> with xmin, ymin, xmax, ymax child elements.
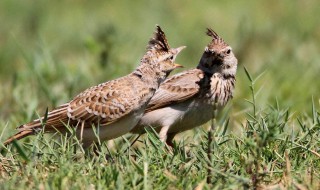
<box><xmin>146</xmin><ymin>69</ymin><xmax>204</xmax><ymax>112</ymax></box>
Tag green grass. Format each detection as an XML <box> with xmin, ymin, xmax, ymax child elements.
<box><xmin>1</xmin><ymin>0</ymin><xmax>320</xmax><ymax>189</ymax></box>
<box><xmin>1</xmin><ymin>90</ymin><xmax>319</xmax><ymax>189</ymax></box>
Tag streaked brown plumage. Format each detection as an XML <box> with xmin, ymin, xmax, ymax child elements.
<box><xmin>3</xmin><ymin>26</ymin><xmax>185</xmax><ymax>148</ymax></box>
<box><xmin>131</xmin><ymin>28</ymin><xmax>238</xmax><ymax>145</ymax></box>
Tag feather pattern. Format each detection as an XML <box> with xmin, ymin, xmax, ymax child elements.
<box><xmin>146</xmin><ymin>69</ymin><xmax>204</xmax><ymax>112</ymax></box>
<box><xmin>67</xmin><ymin>74</ymin><xmax>150</xmax><ymax>126</ymax></box>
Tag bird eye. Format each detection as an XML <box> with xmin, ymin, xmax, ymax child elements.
<box><xmin>226</xmin><ymin>49</ymin><xmax>231</xmax><ymax>54</ymax></box>
<box><xmin>169</xmin><ymin>56</ymin><xmax>174</xmax><ymax>60</ymax></box>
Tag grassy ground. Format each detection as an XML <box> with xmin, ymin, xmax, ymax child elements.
<box><xmin>0</xmin><ymin>0</ymin><xmax>320</xmax><ymax>189</ymax></box>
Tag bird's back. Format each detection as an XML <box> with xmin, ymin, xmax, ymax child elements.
<box><xmin>4</xmin><ymin>73</ymin><xmax>156</xmax><ymax>145</ymax></box>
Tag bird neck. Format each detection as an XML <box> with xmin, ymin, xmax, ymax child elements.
<box><xmin>208</xmin><ymin>73</ymin><xmax>236</xmax><ymax>106</ymax></box>
<box><xmin>197</xmin><ymin>64</ymin><xmax>214</xmax><ymax>76</ymax></box>
<box><xmin>133</xmin><ymin>63</ymin><xmax>163</xmax><ymax>88</ymax></box>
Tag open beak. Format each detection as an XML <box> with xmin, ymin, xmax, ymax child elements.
<box><xmin>173</xmin><ymin>46</ymin><xmax>186</xmax><ymax>69</ymax></box>
<box><xmin>175</xmin><ymin>46</ymin><xmax>187</xmax><ymax>54</ymax></box>
<box><xmin>174</xmin><ymin>63</ymin><xmax>184</xmax><ymax>68</ymax></box>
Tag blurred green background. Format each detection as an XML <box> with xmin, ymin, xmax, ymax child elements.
<box><xmin>0</xmin><ymin>0</ymin><xmax>319</xmax><ymax>133</ymax></box>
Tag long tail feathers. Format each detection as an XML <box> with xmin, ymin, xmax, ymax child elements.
<box><xmin>3</xmin><ymin>103</ymin><xmax>70</xmax><ymax>146</ymax></box>
<box><xmin>3</xmin><ymin>129</ymin><xmax>33</xmax><ymax>146</ymax></box>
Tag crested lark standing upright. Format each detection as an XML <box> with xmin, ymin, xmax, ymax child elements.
<box><xmin>131</xmin><ymin>28</ymin><xmax>238</xmax><ymax>146</ymax></box>
<box><xmin>4</xmin><ymin>26</ymin><xmax>185</xmax><ymax>148</ymax></box>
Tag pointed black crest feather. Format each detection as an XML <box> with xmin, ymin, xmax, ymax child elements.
<box><xmin>147</xmin><ymin>25</ymin><xmax>170</xmax><ymax>52</ymax></box>
<box><xmin>206</xmin><ymin>27</ymin><xmax>227</xmax><ymax>45</ymax></box>
<box><xmin>206</xmin><ymin>28</ymin><xmax>220</xmax><ymax>40</ymax></box>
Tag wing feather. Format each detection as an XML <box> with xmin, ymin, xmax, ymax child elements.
<box><xmin>67</xmin><ymin>77</ymin><xmax>137</xmax><ymax>127</ymax></box>
<box><xmin>146</xmin><ymin>69</ymin><xmax>204</xmax><ymax>112</ymax></box>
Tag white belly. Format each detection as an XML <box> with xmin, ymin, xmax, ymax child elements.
<box><xmin>78</xmin><ymin>110</ymin><xmax>144</xmax><ymax>148</ymax></box>
<box><xmin>136</xmin><ymin>100</ymin><xmax>216</xmax><ymax>134</ymax></box>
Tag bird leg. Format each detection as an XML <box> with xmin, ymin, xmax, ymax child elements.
<box><xmin>165</xmin><ymin>133</ymin><xmax>177</xmax><ymax>148</ymax></box>
<box><xmin>80</xmin><ymin>121</ymin><xmax>84</xmax><ymax>142</ymax></box>
<box><xmin>159</xmin><ymin>125</ymin><xmax>170</xmax><ymax>143</ymax></box>
<box><xmin>93</xmin><ymin>142</ymin><xmax>101</xmax><ymax>156</ymax></box>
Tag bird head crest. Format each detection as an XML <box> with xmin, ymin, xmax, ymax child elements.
<box><xmin>206</xmin><ymin>28</ymin><xmax>229</xmax><ymax>49</ymax></box>
<box><xmin>147</xmin><ymin>25</ymin><xmax>170</xmax><ymax>52</ymax></box>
